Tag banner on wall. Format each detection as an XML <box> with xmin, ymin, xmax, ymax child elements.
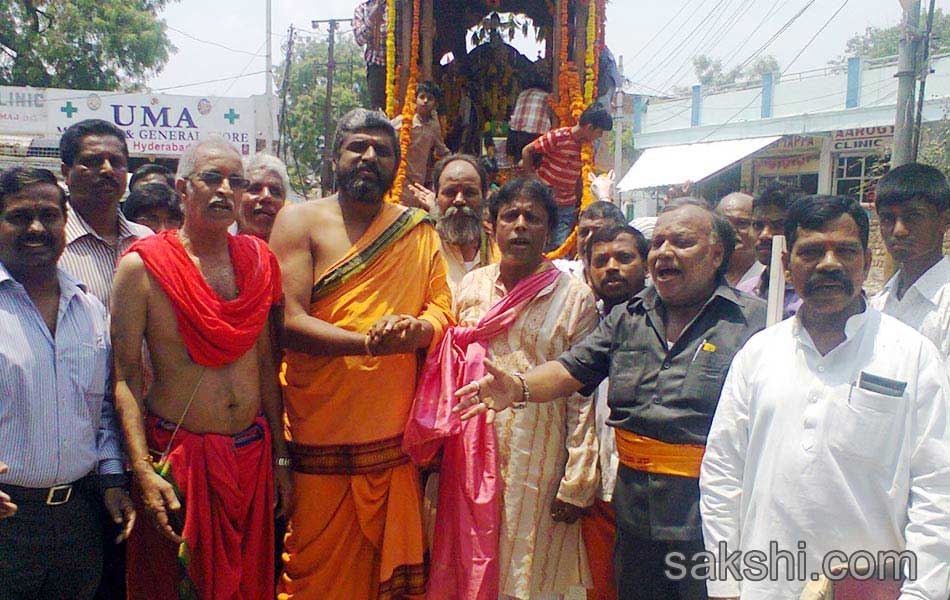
<box><xmin>45</xmin><ymin>90</ymin><xmax>256</xmax><ymax>157</ymax></box>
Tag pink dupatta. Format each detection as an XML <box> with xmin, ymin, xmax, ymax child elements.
<box><xmin>403</xmin><ymin>266</ymin><xmax>562</xmax><ymax>600</ymax></box>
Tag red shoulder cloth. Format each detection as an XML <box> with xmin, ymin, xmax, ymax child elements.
<box><xmin>126</xmin><ymin>230</ymin><xmax>282</xmax><ymax>367</ymax></box>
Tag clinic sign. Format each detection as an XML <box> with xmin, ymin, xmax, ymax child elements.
<box><xmin>46</xmin><ymin>90</ymin><xmax>255</xmax><ymax>157</ymax></box>
<box><xmin>832</xmin><ymin>126</ymin><xmax>894</xmax><ymax>152</ymax></box>
<box><xmin>0</xmin><ymin>86</ymin><xmax>46</xmax><ymax>134</ymax></box>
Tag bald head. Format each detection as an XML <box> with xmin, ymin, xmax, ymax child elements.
<box><xmin>716</xmin><ymin>192</ymin><xmax>756</xmax><ymax>282</ymax></box>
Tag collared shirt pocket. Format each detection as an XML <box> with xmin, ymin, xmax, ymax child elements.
<box><xmin>609</xmin><ymin>349</ymin><xmax>647</xmax><ymax>408</ymax></box>
<box><xmin>682</xmin><ymin>351</ymin><xmax>732</xmax><ymax>411</ymax></box>
<box><xmin>64</xmin><ymin>336</ymin><xmax>108</xmax><ymax>398</ymax></box>
<box><xmin>826</xmin><ymin>386</ymin><xmax>903</xmax><ymax>466</ymax></box>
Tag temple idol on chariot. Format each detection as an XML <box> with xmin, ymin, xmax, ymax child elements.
<box><xmin>381</xmin><ymin>0</ymin><xmax>615</xmax><ymax>257</ymax></box>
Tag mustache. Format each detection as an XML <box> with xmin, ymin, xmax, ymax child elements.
<box><xmin>803</xmin><ymin>271</ymin><xmax>854</xmax><ymax>296</ymax></box>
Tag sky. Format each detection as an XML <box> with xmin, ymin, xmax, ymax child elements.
<box><xmin>147</xmin><ymin>0</ymin><xmax>949</xmax><ymax>99</ymax></box>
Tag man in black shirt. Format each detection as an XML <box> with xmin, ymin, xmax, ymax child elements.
<box><xmin>456</xmin><ymin>198</ymin><xmax>766</xmax><ymax>600</ymax></box>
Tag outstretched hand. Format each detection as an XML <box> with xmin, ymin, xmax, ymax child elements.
<box><xmin>406</xmin><ymin>183</ymin><xmax>436</xmax><ymax>212</ymax></box>
<box><xmin>452</xmin><ymin>358</ymin><xmax>521</xmax><ymax>421</ymax></box>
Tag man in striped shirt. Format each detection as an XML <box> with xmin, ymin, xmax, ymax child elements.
<box><xmin>0</xmin><ymin>167</ymin><xmax>134</xmax><ymax>599</ymax></box>
<box><xmin>57</xmin><ymin>118</ymin><xmax>152</xmax><ymax>600</ymax></box>
<box><xmin>522</xmin><ymin>103</ymin><xmax>613</xmax><ymax>250</ymax></box>
<box><xmin>58</xmin><ymin>119</ymin><xmax>153</xmax><ymax>307</ymax></box>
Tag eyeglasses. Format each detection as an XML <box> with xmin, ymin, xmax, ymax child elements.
<box><xmin>190</xmin><ymin>171</ymin><xmax>249</xmax><ymax>190</ymax></box>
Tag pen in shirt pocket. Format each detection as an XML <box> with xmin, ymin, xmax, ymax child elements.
<box><xmin>691</xmin><ymin>338</ymin><xmax>717</xmax><ymax>362</ymax></box>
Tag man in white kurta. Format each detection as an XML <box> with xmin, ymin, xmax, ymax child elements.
<box><xmin>869</xmin><ymin>163</ymin><xmax>950</xmax><ymax>363</ymax></box>
<box><xmin>700</xmin><ymin>195</ymin><xmax>950</xmax><ymax>600</ymax></box>
<box><xmin>455</xmin><ymin>262</ymin><xmax>599</xmax><ymax>599</ymax></box>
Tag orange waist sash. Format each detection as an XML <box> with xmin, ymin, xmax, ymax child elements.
<box><xmin>615</xmin><ymin>429</ymin><xmax>706</xmax><ymax>478</ymax></box>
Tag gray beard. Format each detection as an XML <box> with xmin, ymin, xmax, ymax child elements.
<box><xmin>435</xmin><ymin>206</ymin><xmax>482</xmax><ymax>246</ymax></box>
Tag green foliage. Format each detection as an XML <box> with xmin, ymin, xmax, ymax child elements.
<box><xmin>840</xmin><ymin>8</ymin><xmax>950</xmax><ymax>60</ymax></box>
<box><xmin>0</xmin><ymin>1</ymin><xmax>176</xmax><ymax>90</ymax></box>
<box><xmin>277</xmin><ymin>32</ymin><xmax>367</xmax><ymax>192</ymax></box>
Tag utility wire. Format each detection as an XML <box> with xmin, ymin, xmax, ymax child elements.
<box><xmin>696</xmin><ymin>0</ymin><xmax>852</xmax><ymax>142</ymax></box>
<box><xmin>634</xmin><ymin>0</ymin><xmax>714</xmax><ymax>81</ymax></box>
<box><xmin>626</xmin><ymin>0</ymin><xmax>705</xmax><ymax>65</ymax></box>
<box><xmin>658</xmin><ymin>0</ymin><xmax>760</xmax><ymax>93</ymax></box>
<box><xmin>166</xmin><ymin>25</ymin><xmax>265</xmax><ymax>57</ymax></box>
<box><xmin>637</xmin><ymin>0</ymin><xmax>733</xmax><ymax>88</ymax></box>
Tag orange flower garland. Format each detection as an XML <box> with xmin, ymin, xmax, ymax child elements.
<box><xmin>385</xmin><ymin>0</ymin><xmax>397</xmax><ymax>117</ymax></box>
<box><xmin>387</xmin><ymin>0</ymin><xmax>421</xmax><ymax>203</ymax></box>
<box><xmin>545</xmin><ymin>0</ymin><xmax>602</xmax><ymax>260</ymax></box>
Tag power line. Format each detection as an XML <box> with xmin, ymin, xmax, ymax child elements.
<box><xmin>166</xmin><ymin>25</ymin><xmax>265</xmax><ymax>57</ymax></box>
<box><xmin>696</xmin><ymin>0</ymin><xmax>852</xmax><ymax>142</ymax></box>
<box><xmin>636</xmin><ymin>0</ymin><xmax>733</xmax><ymax>87</ymax></box>
<box><xmin>718</xmin><ymin>0</ymin><xmax>793</xmax><ymax>71</ymax></box>
<box><xmin>634</xmin><ymin>0</ymin><xmax>712</xmax><ymax>80</ymax></box>
<box><xmin>657</xmin><ymin>0</ymin><xmax>760</xmax><ymax>93</ymax></box>
<box><xmin>731</xmin><ymin>0</ymin><xmax>818</xmax><ymax>76</ymax></box>
<box><xmin>626</xmin><ymin>0</ymin><xmax>704</xmax><ymax>65</ymax></box>
<box><xmin>218</xmin><ymin>39</ymin><xmax>268</xmax><ymax>96</ymax></box>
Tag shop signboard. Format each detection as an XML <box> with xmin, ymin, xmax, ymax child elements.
<box><xmin>0</xmin><ymin>86</ymin><xmax>46</xmax><ymax>134</ymax></box>
<box><xmin>46</xmin><ymin>89</ymin><xmax>256</xmax><ymax>157</ymax></box>
<box><xmin>832</xmin><ymin>126</ymin><xmax>894</xmax><ymax>152</ymax></box>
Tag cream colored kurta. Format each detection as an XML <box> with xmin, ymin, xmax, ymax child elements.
<box><xmin>455</xmin><ymin>264</ymin><xmax>600</xmax><ymax>600</ymax></box>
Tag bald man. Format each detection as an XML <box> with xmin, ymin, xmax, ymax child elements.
<box><xmin>716</xmin><ymin>192</ymin><xmax>763</xmax><ymax>287</ymax></box>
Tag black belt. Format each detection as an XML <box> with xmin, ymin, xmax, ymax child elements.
<box><xmin>2</xmin><ymin>473</ymin><xmax>96</xmax><ymax>506</ymax></box>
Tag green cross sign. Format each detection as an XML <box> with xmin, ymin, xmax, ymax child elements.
<box><xmin>61</xmin><ymin>102</ymin><xmax>78</xmax><ymax>118</ymax></box>
<box><xmin>224</xmin><ymin>108</ymin><xmax>240</xmax><ymax>125</ymax></box>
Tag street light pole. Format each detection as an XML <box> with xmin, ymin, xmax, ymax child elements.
<box><xmin>265</xmin><ymin>0</ymin><xmax>275</xmax><ymax>152</ymax></box>
<box><xmin>893</xmin><ymin>0</ymin><xmax>921</xmax><ymax>167</ymax></box>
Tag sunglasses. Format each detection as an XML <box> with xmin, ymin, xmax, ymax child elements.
<box><xmin>191</xmin><ymin>171</ymin><xmax>249</xmax><ymax>190</ymax></box>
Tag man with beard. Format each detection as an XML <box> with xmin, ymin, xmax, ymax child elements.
<box><xmin>870</xmin><ymin>163</ymin><xmax>950</xmax><ymax>362</ymax></box>
<box><xmin>270</xmin><ymin>108</ymin><xmax>453</xmax><ymax>599</ymax></box>
<box><xmin>581</xmin><ymin>224</ymin><xmax>648</xmax><ymax>600</ymax></box>
<box><xmin>715</xmin><ymin>192</ymin><xmax>763</xmax><ymax>288</ymax></box>
<box><xmin>700</xmin><ymin>195</ymin><xmax>950</xmax><ymax>599</ymax></box>
<box><xmin>738</xmin><ymin>184</ymin><xmax>803</xmax><ymax>319</ymax></box>
<box><xmin>455</xmin><ymin>199</ymin><xmax>766</xmax><ymax>599</ymax></box>
<box><xmin>236</xmin><ymin>153</ymin><xmax>290</xmax><ymax>241</ymax></box>
<box><xmin>112</xmin><ymin>137</ymin><xmax>289</xmax><ymax>599</ymax></box>
<box><xmin>431</xmin><ymin>154</ymin><xmax>499</xmax><ymax>295</ymax></box>
<box><xmin>0</xmin><ymin>167</ymin><xmax>134</xmax><ymax>599</ymax></box>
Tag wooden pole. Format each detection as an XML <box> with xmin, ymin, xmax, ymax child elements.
<box><xmin>421</xmin><ymin>0</ymin><xmax>433</xmax><ymax>81</ymax></box>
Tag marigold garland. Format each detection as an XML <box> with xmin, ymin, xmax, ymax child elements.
<box><xmin>545</xmin><ymin>0</ymin><xmax>601</xmax><ymax>260</ymax></box>
<box><xmin>385</xmin><ymin>0</ymin><xmax>397</xmax><ymax>117</ymax></box>
<box><xmin>386</xmin><ymin>0</ymin><xmax>421</xmax><ymax>203</ymax></box>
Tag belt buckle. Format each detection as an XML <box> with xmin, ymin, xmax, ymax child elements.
<box><xmin>46</xmin><ymin>484</ymin><xmax>73</xmax><ymax>506</ymax></box>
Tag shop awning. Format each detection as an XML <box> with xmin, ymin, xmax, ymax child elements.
<box><xmin>618</xmin><ymin>136</ymin><xmax>781</xmax><ymax>191</ymax></box>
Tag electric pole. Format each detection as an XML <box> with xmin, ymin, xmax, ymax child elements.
<box><xmin>276</xmin><ymin>25</ymin><xmax>295</xmax><ymax>158</ymax></box>
<box><xmin>265</xmin><ymin>0</ymin><xmax>274</xmax><ymax>152</ymax></box>
<box><xmin>893</xmin><ymin>0</ymin><xmax>921</xmax><ymax>167</ymax></box>
<box><xmin>313</xmin><ymin>18</ymin><xmax>344</xmax><ymax>194</ymax></box>
<box><xmin>613</xmin><ymin>55</ymin><xmax>624</xmax><ymax>206</ymax></box>
<box><xmin>913</xmin><ymin>0</ymin><xmax>937</xmax><ymax>159</ymax></box>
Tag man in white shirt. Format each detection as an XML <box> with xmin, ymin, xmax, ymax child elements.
<box><xmin>870</xmin><ymin>163</ymin><xmax>950</xmax><ymax>362</ymax></box>
<box><xmin>700</xmin><ymin>195</ymin><xmax>950</xmax><ymax>600</ymax></box>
